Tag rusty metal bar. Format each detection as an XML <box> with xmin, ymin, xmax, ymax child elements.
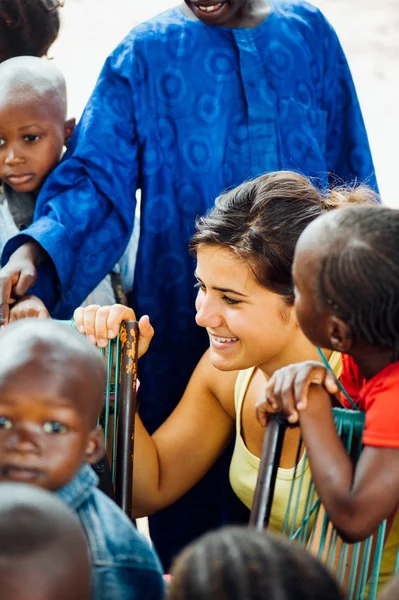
<box><xmin>115</xmin><ymin>320</ymin><xmax>139</xmax><ymax>517</ymax></box>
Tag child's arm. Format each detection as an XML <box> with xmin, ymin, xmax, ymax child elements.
<box><xmin>73</xmin><ymin>304</ymin><xmax>153</xmax><ymax>357</ymax></box>
<box><xmin>9</xmin><ymin>294</ymin><xmax>50</xmax><ymax>321</ymax></box>
<box><xmin>261</xmin><ymin>365</ymin><xmax>399</xmax><ymax>542</ymax></box>
<box><xmin>297</xmin><ymin>386</ymin><xmax>399</xmax><ymax>542</ymax></box>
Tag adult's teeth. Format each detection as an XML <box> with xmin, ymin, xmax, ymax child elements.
<box><xmin>214</xmin><ymin>336</ymin><xmax>238</xmax><ymax>343</ymax></box>
<box><xmin>198</xmin><ymin>3</ymin><xmax>223</xmax><ymax>13</ymax></box>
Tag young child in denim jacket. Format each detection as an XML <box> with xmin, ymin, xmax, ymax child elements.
<box><xmin>0</xmin><ymin>482</ymin><xmax>91</xmax><ymax>600</ymax></box>
<box><xmin>0</xmin><ymin>319</ymin><xmax>164</xmax><ymax>600</ymax></box>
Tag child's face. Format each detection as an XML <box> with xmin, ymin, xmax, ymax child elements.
<box><xmin>0</xmin><ymin>95</ymin><xmax>66</xmax><ymax>193</ymax></box>
<box><xmin>0</xmin><ymin>360</ymin><xmax>102</xmax><ymax>491</ymax></box>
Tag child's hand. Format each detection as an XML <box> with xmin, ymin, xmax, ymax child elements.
<box><xmin>255</xmin><ymin>361</ymin><xmax>339</xmax><ymax>426</ymax></box>
<box><xmin>0</xmin><ymin>241</ymin><xmax>44</xmax><ymax>325</ymax></box>
<box><xmin>9</xmin><ymin>295</ymin><xmax>50</xmax><ymax>322</ymax></box>
<box><xmin>73</xmin><ymin>304</ymin><xmax>154</xmax><ymax>358</ymax></box>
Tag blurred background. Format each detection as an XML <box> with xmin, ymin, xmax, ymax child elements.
<box><xmin>52</xmin><ymin>0</ymin><xmax>399</xmax><ymax>206</ymax></box>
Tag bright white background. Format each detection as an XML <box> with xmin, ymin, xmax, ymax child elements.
<box><xmin>51</xmin><ymin>0</ymin><xmax>399</xmax><ymax>206</ymax></box>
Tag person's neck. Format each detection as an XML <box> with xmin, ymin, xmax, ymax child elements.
<box><xmin>258</xmin><ymin>329</ymin><xmax>326</xmax><ymax>380</ymax></box>
<box><xmin>178</xmin><ymin>0</ymin><xmax>271</xmax><ymax>28</ymax></box>
<box><xmin>348</xmin><ymin>346</ymin><xmax>395</xmax><ymax>380</ymax></box>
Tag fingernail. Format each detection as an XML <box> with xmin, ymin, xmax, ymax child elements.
<box><xmin>108</xmin><ymin>330</ymin><xmax>114</xmax><ymax>338</ymax></box>
<box><xmin>78</xmin><ymin>325</ymin><xmax>85</xmax><ymax>333</ymax></box>
<box><xmin>88</xmin><ymin>335</ymin><xmax>96</xmax><ymax>344</ymax></box>
<box><xmin>98</xmin><ymin>339</ymin><xmax>107</xmax><ymax>348</ymax></box>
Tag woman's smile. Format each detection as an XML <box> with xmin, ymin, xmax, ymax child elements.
<box><xmin>208</xmin><ymin>332</ymin><xmax>240</xmax><ymax>350</ymax></box>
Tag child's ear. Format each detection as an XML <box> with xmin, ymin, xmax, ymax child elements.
<box><xmin>84</xmin><ymin>427</ymin><xmax>105</xmax><ymax>465</ymax></box>
<box><xmin>327</xmin><ymin>315</ymin><xmax>353</xmax><ymax>353</ymax></box>
<box><xmin>64</xmin><ymin>117</ymin><xmax>76</xmax><ymax>145</ymax></box>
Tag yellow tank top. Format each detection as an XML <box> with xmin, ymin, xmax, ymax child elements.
<box><xmin>229</xmin><ymin>366</ymin><xmax>313</xmax><ymax>533</ymax></box>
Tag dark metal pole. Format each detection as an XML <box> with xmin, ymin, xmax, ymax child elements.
<box><xmin>249</xmin><ymin>413</ymin><xmax>289</xmax><ymax>530</ymax></box>
<box><xmin>115</xmin><ymin>320</ymin><xmax>139</xmax><ymax>517</ymax></box>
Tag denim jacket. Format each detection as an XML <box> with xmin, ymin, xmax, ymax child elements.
<box><xmin>56</xmin><ymin>464</ymin><xmax>165</xmax><ymax>600</ymax></box>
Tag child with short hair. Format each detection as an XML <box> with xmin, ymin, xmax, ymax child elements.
<box><xmin>0</xmin><ymin>55</ymin><xmax>120</xmax><ymax>319</ymax></box>
<box><xmin>257</xmin><ymin>204</ymin><xmax>399</xmax><ymax>587</ymax></box>
<box><xmin>0</xmin><ymin>319</ymin><xmax>164</xmax><ymax>600</ymax></box>
<box><xmin>0</xmin><ymin>481</ymin><xmax>91</xmax><ymax>600</ymax></box>
<box><xmin>167</xmin><ymin>525</ymin><xmax>343</xmax><ymax>600</ymax></box>
<box><xmin>0</xmin><ymin>55</ymin><xmax>74</xmax><ymax>318</ymax></box>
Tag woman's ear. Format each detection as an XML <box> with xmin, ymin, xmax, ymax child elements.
<box><xmin>327</xmin><ymin>315</ymin><xmax>353</xmax><ymax>353</ymax></box>
<box><xmin>280</xmin><ymin>300</ymin><xmax>297</xmax><ymax>325</ymax></box>
<box><xmin>84</xmin><ymin>427</ymin><xmax>105</xmax><ymax>465</ymax></box>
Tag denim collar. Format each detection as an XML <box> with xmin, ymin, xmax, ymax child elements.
<box><xmin>55</xmin><ymin>464</ymin><xmax>99</xmax><ymax>511</ymax></box>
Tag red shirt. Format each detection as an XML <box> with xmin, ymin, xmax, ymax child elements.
<box><xmin>340</xmin><ymin>355</ymin><xmax>399</xmax><ymax>448</ymax></box>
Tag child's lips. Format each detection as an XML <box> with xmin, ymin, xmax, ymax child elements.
<box><xmin>6</xmin><ymin>173</ymin><xmax>35</xmax><ymax>186</ymax></box>
<box><xmin>1</xmin><ymin>464</ymin><xmax>44</xmax><ymax>482</ymax></box>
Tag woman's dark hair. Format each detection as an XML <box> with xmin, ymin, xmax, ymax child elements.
<box><xmin>190</xmin><ymin>171</ymin><xmax>378</xmax><ymax>305</ymax></box>
<box><xmin>168</xmin><ymin>526</ymin><xmax>343</xmax><ymax>600</ymax></box>
<box><xmin>315</xmin><ymin>205</ymin><xmax>399</xmax><ymax>358</ymax></box>
<box><xmin>0</xmin><ymin>0</ymin><xmax>61</xmax><ymax>62</ymax></box>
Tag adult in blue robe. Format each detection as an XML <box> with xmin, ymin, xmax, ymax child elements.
<box><xmin>1</xmin><ymin>0</ymin><xmax>377</xmax><ymax>568</ymax></box>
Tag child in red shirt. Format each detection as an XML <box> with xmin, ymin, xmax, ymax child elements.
<box><xmin>257</xmin><ymin>204</ymin><xmax>399</xmax><ymax>543</ymax></box>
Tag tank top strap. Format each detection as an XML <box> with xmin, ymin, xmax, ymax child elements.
<box><xmin>234</xmin><ymin>367</ymin><xmax>257</xmax><ymax>432</ymax></box>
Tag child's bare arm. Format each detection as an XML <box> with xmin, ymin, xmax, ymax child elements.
<box><xmin>295</xmin><ymin>385</ymin><xmax>399</xmax><ymax>543</ymax></box>
<box><xmin>9</xmin><ymin>295</ymin><xmax>50</xmax><ymax>321</ymax></box>
<box><xmin>73</xmin><ymin>303</ymin><xmax>153</xmax><ymax>357</ymax></box>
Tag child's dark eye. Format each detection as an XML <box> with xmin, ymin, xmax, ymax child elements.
<box><xmin>43</xmin><ymin>421</ymin><xmax>68</xmax><ymax>434</ymax></box>
<box><xmin>23</xmin><ymin>134</ymin><xmax>41</xmax><ymax>143</ymax></box>
<box><xmin>0</xmin><ymin>416</ymin><xmax>12</xmax><ymax>430</ymax></box>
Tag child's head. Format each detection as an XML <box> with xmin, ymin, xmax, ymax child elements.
<box><xmin>0</xmin><ymin>481</ymin><xmax>91</xmax><ymax>600</ymax></box>
<box><xmin>293</xmin><ymin>204</ymin><xmax>399</xmax><ymax>359</ymax></box>
<box><xmin>0</xmin><ymin>0</ymin><xmax>61</xmax><ymax>63</ymax></box>
<box><xmin>0</xmin><ymin>55</ymin><xmax>73</xmax><ymax>194</ymax></box>
<box><xmin>168</xmin><ymin>526</ymin><xmax>343</xmax><ymax>600</ymax></box>
<box><xmin>0</xmin><ymin>319</ymin><xmax>106</xmax><ymax>491</ymax></box>
<box><xmin>190</xmin><ymin>171</ymin><xmax>377</xmax><ymax>372</ymax></box>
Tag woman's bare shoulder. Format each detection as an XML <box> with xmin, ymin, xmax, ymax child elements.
<box><xmin>195</xmin><ymin>349</ymin><xmax>239</xmax><ymax>419</ymax></box>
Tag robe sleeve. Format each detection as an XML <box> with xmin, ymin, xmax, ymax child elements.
<box><xmin>2</xmin><ymin>36</ymin><xmax>139</xmax><ymax>316</ymax></box>
<box><xmin>321</xmin><ymin>17</ymin><xmax>379</xmax><ymax>192</ymax></box>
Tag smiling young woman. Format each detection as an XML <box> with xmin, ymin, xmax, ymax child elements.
<box><xmin>74</xmin><ymin>171</ymin><xmax>374</xmax><ymax>535</ymax></box>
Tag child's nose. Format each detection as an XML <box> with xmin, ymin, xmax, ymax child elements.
<box><xmin>5</xmin><ymin>428</ymin><xmax>40</xmax><ymax>454</ymax></box>
<box><xmin>4</xmin><ymin>147</ymin><xmax>25</xmax><ymax>166</ymax></box>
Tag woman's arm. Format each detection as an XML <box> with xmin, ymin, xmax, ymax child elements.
<box><xmin>132</xmin><ymin>349</ymin><xmax>237</xmax><ymax>517</ymax></box>
<box><xmin>298</xmin><ymin>385</ymin><xmax>399</xmax><ymax>542</ymax></box>
<box><xmin>74</xmin><ymin>304</ymin><xmax>237</xmax><ymax>516</ymax></box>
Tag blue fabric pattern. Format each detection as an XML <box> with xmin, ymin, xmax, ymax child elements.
<box><xmin>2</xmin><ymin>0</ymin><xmax>378</xmax><ymax>567</ymax></box>
<box><xmin>56</xmin><ymin>464</ymin><xmax>164</xmax><ymax>600</ymax></box>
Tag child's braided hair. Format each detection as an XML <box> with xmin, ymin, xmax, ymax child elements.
<box><xmin>0</xmin><ymin>0</ymin><xmax>61</xmax><ymax>62</ymax></box>
<box><xmin>168</xmin><ymin>526</ymin><xmax>343</xmax><ymax>600</ymax></box>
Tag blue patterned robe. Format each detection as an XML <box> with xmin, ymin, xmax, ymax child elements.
<box><xmin>2</xmin><ymin>0</ymin><xmax>377</xmax><ymax>567</ymax></box>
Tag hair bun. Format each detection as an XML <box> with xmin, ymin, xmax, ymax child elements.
<box><xmin>322</xmin><ymin>185</ymin><xmax>381</xmax><ymax>210</ymax></box>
